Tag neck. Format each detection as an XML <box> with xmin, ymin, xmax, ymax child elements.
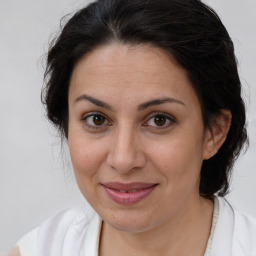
<box><xmin>99</xmin><ymin>195</ymin><xmax>214</xmax><ymax>256</ymax></box>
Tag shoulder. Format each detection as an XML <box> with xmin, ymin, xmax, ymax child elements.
<box><xmin>15</xmin><ymin>227</ymin><xmax>38</xmax><ymax>256</ymax></box>
<box><xmin>6</xmin><ymin>246</ymin><xmax>21</xmax><ymax>256</ymax></box>
<box><xmin>212</xmin><ymin>197</ymin><xmax>256</xmax><ymax>256</ymax></box>
<box><xmin>16</xmin><ymin>207</ymin><xmax>94</xmax><ymax>256</ymax></box>
<box><xmin>232</xmin><ymin>206</ymin><xmax>256</xmax><ymax>253</ymax></box>
<box><xmin>218</xmin><ymin>197</ymin><xmax>256</xmax><ymax>236</ymax></box>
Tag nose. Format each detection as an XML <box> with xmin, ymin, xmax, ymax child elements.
<box><xmin>106</xmin><ymin>126</ymin><xmax>146</xmax><ymax>174</ymax></box>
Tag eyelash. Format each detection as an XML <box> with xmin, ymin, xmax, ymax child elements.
<box><xmin>80</xmin><ymin>112</ymin><xmax>176</xmax><ymax>131</ymax></box>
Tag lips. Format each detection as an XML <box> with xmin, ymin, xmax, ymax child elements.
<box><xmin>102</xmin><ymin>182</ymin><xmax>158</xmax><ymax>205</ymax></box>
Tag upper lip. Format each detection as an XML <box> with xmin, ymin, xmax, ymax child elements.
<box><xmin>102</xmin><ymin>182</ymin><xmax>158</xmax><ymax>191</ymax></box>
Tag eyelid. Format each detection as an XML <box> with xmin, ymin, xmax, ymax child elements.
<box><xmin>81</xmin><ymin>111</ymin><xmax>106</xmax><ymax>120</ymax></box>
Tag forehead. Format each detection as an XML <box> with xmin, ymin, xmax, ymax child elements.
<box><xmin>69</xmin><ymin>44</ymin><xmax>198</xmax><ymax>107</ymax></box>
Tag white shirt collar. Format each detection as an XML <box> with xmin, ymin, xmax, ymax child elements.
<box><xmin>80</xmin><ymin>213</ymin><xmax>102</xmax><ymax>256</ymax></box>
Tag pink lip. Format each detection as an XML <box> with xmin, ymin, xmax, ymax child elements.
<box><xmin>102</xmin><ymin>182</ymin><xmax>158</xmax><ymax>206</ymax></box>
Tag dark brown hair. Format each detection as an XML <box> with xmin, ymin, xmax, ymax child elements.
<box><xmin>42</xmin><ymin>0</ymin><xmax>247</xmax><ymax>198</ymax></box>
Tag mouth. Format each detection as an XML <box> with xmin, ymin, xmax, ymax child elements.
<box><xmin>101</xmin><ymin>182</ymin><xmax>158</xmax><ymax>205</ymax></box>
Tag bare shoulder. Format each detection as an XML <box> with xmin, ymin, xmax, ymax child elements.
<box><xmin>6</xmin><ymin>246</ymin><xmax>21</xmax><ymax>256</ymax></box>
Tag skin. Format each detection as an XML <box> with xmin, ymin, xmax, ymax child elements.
<box><xmin>68</xmin><ymin>44</ymin><xmax>231</xmax><ymax>256</ymax></box>
<box><xmin>7</xmin><ymin>247</ymin><xmax>20</xmax><ymax>256</ymax></box>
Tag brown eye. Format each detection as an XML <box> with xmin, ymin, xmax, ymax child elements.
<box><xmin>92</xmin><ymin>115</ymin><xmax>106</xmax><ymax>125</ymax></box>
<box><xmin>144</xmin><ymin>113</ymin><xmax>176</xmax><ymax>129</ymax></box>
<box><xmin>82</xmin><ymin>113</ymin><xmax>108</xmax><ymax>127</ymax></box>
<box><xmin>154</xmin><ymin>115</ymin><xmax>167</xmax><ymax>126</ymax></box>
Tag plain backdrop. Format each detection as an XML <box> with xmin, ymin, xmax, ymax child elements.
<box><xmin>0</xmin><ymin>0</ymin><xmax>255</xmax><ymax>251</ymax></box>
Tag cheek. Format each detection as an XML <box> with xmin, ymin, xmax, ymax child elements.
<box><xmin>68</xmin><ymin>134</ymin><xmax>106</xmax><ymax>180</ymax></box>
<box><xmin>68</xmin><ymin>135</ymin><xmax>109</xmax><ymax>203</ymax></box>
<box><xmin>148</xmin><ymin>133</ymin><xmax>205</xmax><ymax>181</ymax></box>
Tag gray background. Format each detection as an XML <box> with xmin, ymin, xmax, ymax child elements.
<box><xmin>0</xmin><ymin>0</ymin><xmax>255</xmax><ymax>251</ymax></box>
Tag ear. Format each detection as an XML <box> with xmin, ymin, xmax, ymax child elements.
<box><xmin>203</xmin><ymin>109</ymin><xmax>232</xmax><ymax>160</ymax></box>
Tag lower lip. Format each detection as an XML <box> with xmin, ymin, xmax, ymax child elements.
<box><xmin>103</xmin><ymin>185</ymin><xmax>157</xmax><ymax>205</ymax></box>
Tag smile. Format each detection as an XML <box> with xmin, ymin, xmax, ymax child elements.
<box><xmin>102</xmin><ymin>182</ymin><xmax>158</xmax><ymax>205</ymax></box>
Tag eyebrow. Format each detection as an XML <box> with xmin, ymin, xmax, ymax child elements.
<box><xmin>137</xmin><ymin>97</ymin><xmax>185</xmax><ymax>111</ymax></box>
<box><xmin>74</xmin><ymin>94</ymin><xmax>113</xmax><ymax>110</ymax></box>
<box><xmin>74</xmin><ymin>94</ymin><xmax>185</xmax><ymax>111</ymax></box>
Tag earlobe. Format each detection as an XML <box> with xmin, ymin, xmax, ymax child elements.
<box><xmin>203</xmin><ymin>109</ymin><xmax>232</xmax><ymax>160</ymax></box>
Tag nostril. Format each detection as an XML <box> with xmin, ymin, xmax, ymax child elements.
<box><xmin>107</xmin><ymin>151</ymin><xmax>136</xmax><ymax>173</ymax></box>
<box><xmin>106</xmin><ymin>147</ymin><xmax>146</xmax><ymax>174</ymax></box>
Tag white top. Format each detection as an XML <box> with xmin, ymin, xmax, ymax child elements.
<box><xmin>17</xmin><ymin>197</ymin><xmax>256</xmax><ymax>256</ymax></box>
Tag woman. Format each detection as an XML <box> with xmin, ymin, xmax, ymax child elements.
<box><xmin>10</xmin><ymin>0</ymin><xmax>256</xmax><ymax>255</ymax></box>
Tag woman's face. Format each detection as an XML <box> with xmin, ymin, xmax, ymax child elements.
<box><xmin>68</xmin><ymin>44</ymin><xmax>213</xmax><ymax>232</ymax></box>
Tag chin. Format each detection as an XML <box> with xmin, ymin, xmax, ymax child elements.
<box><xmin>101</xmin><ymin>209</ymin><xmax>156</xmax><ymax>233</ymax></box>
<box><xmin>109</xmin><ymin>221</ymin><xmax>152</xmax><ymax>234</ymax></box>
